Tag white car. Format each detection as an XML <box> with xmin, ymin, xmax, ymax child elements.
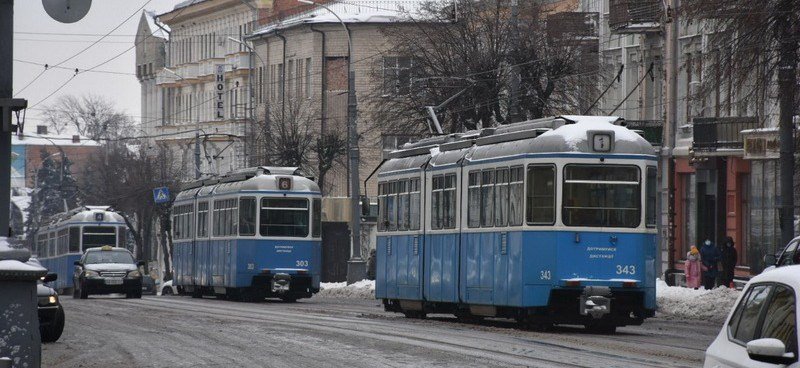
<box><xmin>158</xmin><ymin>279</ymin><xmax>178</xmax><ymax>296</ymax></box>
<box><xmin>705</xmin><ymin>265</ymin><xmax>799</xmax><ymax>367</ymax></box>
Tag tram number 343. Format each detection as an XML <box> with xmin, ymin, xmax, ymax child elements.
<box><xmin>616</xmin><ymin>265</ymin><xmax>636</xmax><ymax>275</ymax></box>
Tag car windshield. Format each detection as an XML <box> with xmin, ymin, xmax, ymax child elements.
<box><xmin>85</xmin><ymin>251</ymin><xmax>134</xmax><ymax>265</ymax></box>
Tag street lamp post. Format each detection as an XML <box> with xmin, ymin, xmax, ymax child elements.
<box><xmin>298</xmin><ymin>0</ymin><xmax>365</xmax><ymax>283</ymax></box>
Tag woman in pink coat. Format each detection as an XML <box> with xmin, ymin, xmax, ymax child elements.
<box><xmin>685</xmin><ymin>246</ymin><xmax>702</xmax><ymax>289</ymax></box>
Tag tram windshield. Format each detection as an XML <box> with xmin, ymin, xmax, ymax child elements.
<box><xmin>562</xmin><ymin>165</ymin><xmax>641</xmax><ymax>228</ymax></box>
<box><xmin>82</xmin><ymin>226</ymin><xmax>117</xmax><ymax>250</ymax></box>
<box><xmin>260</xmin><ymin>198</ymin><xmax>309</xmax><ymax>237</ymax></box>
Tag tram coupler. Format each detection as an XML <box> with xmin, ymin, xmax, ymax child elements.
<box><xmin>271</xmin><ymin>273</ymin><xmax>291</xmax><ymax>293</ymax></box>
<box><xmin>580</xmin><ymin>286</ymin><xmax>612</xmax><ymax>319</ymax></box>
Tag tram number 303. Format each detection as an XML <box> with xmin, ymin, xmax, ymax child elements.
<box><xmin>296</xmin><ymin>260</ymin><xmax>309</xmax><ymax>267</ymax></box>
<box><xmin>616</xmin><ymin>265</ymin><xmax>636</xmax><ymax>275</ymax></box>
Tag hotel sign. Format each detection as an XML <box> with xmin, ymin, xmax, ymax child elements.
<box><xmin>215</xmin><ymin>64</ymin><xmax>225</xmax><ymax>120</ymax></box>
<box><xmin>743</xmin><ymin>128</ymin><xmax>779</xmax><ymax>160</ymax></box>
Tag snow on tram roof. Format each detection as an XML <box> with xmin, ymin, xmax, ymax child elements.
<box><xmin>176</xmin><ymin>167</ymin><xmax>320</xmax><ymax>200</ymax></box>
<box><xmin>530</xmin><ymin>115</ymin><xmax>654</xmax><ymax>155</ymax></box>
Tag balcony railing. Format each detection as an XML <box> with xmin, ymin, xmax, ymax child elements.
<box><xmin>624</xmin><ymin>120</ymin><xmax>663</xmax><ymax>146</ymax></box>
<box><xmin>692</xmin><ymin>117</ymin><xmax>759</xmax><ymax>152</ymax></box>
<box><xmin>546</xmin><ymin>12</ymin><xmax>599</xmax><ymax>40</ymax></box>
<box><xmin>609</xmin><ymin>0</ymin><xmax>661</xmax><ymax>34</ymax></box>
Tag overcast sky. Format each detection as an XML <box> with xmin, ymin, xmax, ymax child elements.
<box><xmin>12</xmin><ymin>0</ymin><xmax>183</xmax><ymax>134</ymax></box>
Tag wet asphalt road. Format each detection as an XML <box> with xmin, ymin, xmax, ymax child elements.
<box><xmin>42</xmin><ymin>294</ymin><xmax>720</xmax><ymax>367</ymax></box>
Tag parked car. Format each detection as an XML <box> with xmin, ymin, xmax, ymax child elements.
<box><xmin>37</xmin><ymin>272</ymin><xmax>64</xmax><ymax>342</ymax></box>
<box><xmin>158</xmin><ymin>279</ymin><xmax>178</xmax><ymax>296</ymax></box>
<box><xmin>73</xmin><ymin>246</ymin><xmax>144</xmax><ymax>299</ymax></box>
<box><xmin>704</xmin><ymin>265</ymin><xmax>799</xmax><ymax>367</ymax></box>
<box><xmin>763</xmin><ymin>236</ymin><xmax>800</xmax><ymax>273</ymax></box>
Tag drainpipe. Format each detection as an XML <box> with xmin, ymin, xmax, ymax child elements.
<box><xmin>275</xmin><ymin>30</ymin><xmax>287</xmax><ymax>122</ymax></box>
<box><xmin>309</xmin><ymin>25</ymin><xmax>327</xmax><ymax>132</ymax></box>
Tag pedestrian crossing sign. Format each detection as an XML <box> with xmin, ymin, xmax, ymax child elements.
<box><xmin>153</xmin><ymin>187</ymin><xmax>170</xmax><ymax>204</ymax></box>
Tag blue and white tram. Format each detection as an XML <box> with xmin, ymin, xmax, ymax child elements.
<box><xmin>171</xmin><ymin>167</ymin><xmax>322</xmax><ymax>302</ymax></box>
<box><xmin>375</xmin><ymin>116</ymin><xmax>658</xmax><ymax>331</ymax></box>
<box><xmin>34</xmin><ymin>206</ymin><xmax>128</xmax><ymax>293</ymax></box>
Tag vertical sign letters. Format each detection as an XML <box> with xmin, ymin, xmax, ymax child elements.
<box><xmin>215</xmin><ymin>64</ymin><xmax>225</xmax><ymax>120</ymax></box>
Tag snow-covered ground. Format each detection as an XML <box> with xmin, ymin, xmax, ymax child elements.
<box><xmin>317</xmin><ymin>278</ymin><xmax>742</xmax><ymax>323</ymax></box>
<box><xmin>316</xmin><ymin>280</ymin><xmax>375</xmax><ymax>299</ymax></box>
<box><xmin>656</xmin><ymin>279</ymin><xmax>740</xmax><ymax>323</ymax></box>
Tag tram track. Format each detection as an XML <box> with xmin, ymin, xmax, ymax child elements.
<box><xmin>101</xmin><ymin>296</ymin><xmax>696</xmax><ymax>367</ymax></box>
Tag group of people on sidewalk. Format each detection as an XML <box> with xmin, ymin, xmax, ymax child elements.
<box><xmin>684</xmin><ymin>237</ymin><xmax>738</xmax><ymax>290</ymax></box>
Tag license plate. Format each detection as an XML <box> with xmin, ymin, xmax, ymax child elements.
<box><xmin>105</xmin><ymin>278</ymin><xmax>123</xmax><ymax>285</ymax></box>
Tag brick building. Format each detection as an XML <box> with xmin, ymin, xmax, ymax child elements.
<box><xmin>11</xmin><ymin>126</ymin><xmax>102</xmax><ymax>189</ymax></box>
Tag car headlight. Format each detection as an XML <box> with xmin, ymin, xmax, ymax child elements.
<box><xmin>84</xmin><ymin>270</ymin><xmax>99</xmax><ymax>277</ymax></box>
<box><xmin>48</xmin><ymin>295</ymin><xmax>57</xmax><ymax>304</ymax></box>
<box><xmin>38</xmin><ymin>295</ymin><xmax>58</xmax><ymax>306</ymax></box>
<box><xmin>127</xmin><ymin>270</ymin><xmax>141</xmax><ymax>278</ymax></box>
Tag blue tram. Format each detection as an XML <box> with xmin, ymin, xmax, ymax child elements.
<box><xmin>171</xmin><ymin>167</ymin><xmax>322</xmax><ymax>302</ymax></box>
<box><xmin>34</xmin><ymin>206</ymin><xmax>128</xmax><ymax>293</ymax></box>
<box><xmin>375</xmin><ymin>116</ymin><xmax>658</xmax><ymax>332</ymax></box>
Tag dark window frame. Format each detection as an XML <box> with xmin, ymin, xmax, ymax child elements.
<box><xmin>561</xmin><ymin>164</ymin><xmax>641</xmax><ymax>228</ymax></box>
<box><xmin>526</xmin><ymin>164</ymin><xmax>557</xmax><ymax>226</ymax></box>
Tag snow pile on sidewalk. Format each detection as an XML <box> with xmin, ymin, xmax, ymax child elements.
<box><xmin>316</xmin><ymin>280</ymin><xmax>375</xmax><ymax>299</ymax></box>
<box><xmin>656</xmin><ymin>279</ymin><xmax>740</xmax><ymax>323</ymax></box>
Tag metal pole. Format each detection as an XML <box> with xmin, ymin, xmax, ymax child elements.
<box><xmin>777</xmin><ymin>0</ymin><xmax>796</xmax><ymax>249</ymax></box>
<box><xmin>661</xmin><ymin>0</ymin><xmax>678</xmax><ymax>280</ymax></box>
<box><xmin>195</xmin><ymin>128</ymin><xmax>201</xmax><ymax>179</ymax></box>
<box><xmin>0</xmin><ymin>0</ymin><xmax>14</xmax><ymax>237</ymax></box>
<box><xmin>507</xmin><ymin>0</ymin><xmax>520</xmax><ymax>123</ymax></box>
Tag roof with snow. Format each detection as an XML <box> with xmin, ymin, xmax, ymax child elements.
<box><xmin>13</xmin><ymin>132</ymin><xmax>101</xmax><ymax>147</ymax></box>
<box><xmin>251</xmin><ymin>0</ymin><xmax>433</xmax><ymax>36</ymax></box>
<box><xmin>143</xmin><ymin>10</ymin><xmax>170</xmax><ymax>39</ymax></box>
<box><xmin>530</xmin><ymin>115</ymin><xmax>654</xmax><ymax>155</ymax></box>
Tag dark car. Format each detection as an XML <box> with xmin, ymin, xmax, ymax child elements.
<box><xmin>37</xmin><ymin>272</ymin><xmax>65</xmax><ymax>343</ymax></box>
<box><xmin>73</xmin><ymin>246</ymin><xmax>144</xmax><ymax>299</ymax></box>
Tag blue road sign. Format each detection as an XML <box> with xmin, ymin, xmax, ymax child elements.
<box><xmin>153</xmin><ymin>187</ymin><xmax>170</xmax><ymax>204</ymax></box>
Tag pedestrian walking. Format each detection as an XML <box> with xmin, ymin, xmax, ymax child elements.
<box><xmin>685</xmin><ymin>246</ymin><xmax>702</xmax><ymax>289</ymax></box>
<box><xmin>720</xmin><ymin>237</ymin><xmax>737</xmax><ymax>288</ymax></box>
<box><xmin>700</xmin><ymin>239</ymin><xmax>721</xmax><ymax>290</ymax></box>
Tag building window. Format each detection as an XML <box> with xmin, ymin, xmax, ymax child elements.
<box><xmin>383</xmin><ymin>56</ymin><xmax>413</xmax><ymax>96</ymax></box>
<box><xmin>305</xmin><ymin>57</ymin><xmax>312</xmax><ymax>99</ymax></box>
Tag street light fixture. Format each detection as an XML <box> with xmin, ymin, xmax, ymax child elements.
<box><xmin>297</xmin><ymin>0</ymin><xmax>365</xmax><ymax>283</ymax></box>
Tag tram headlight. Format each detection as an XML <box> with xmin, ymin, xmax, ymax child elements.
<box><xmin>84</xmin><ymin>270</ymin><xmax>99</xmax><ymax>278</ymax></box>
<box><xmin>126</xmin><ymin>270</ymin><xmax>141</xmax><ymax>278</ymax></box>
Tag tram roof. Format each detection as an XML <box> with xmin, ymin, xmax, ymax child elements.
<box><xmin>176</xmin><ymin>166</ymin><xmax>320</xmax><ymax>201</ymax></box>
<box><xmin>42</xmin><ymin>205</ymin><xmax>125</xmax><ymax>229</ymax></box>
<box><xmin>378</xmin><ymin>116</ymin><xmax>655</xmax><ymax>175</ymax></box>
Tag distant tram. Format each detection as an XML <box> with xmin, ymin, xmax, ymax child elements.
<box><xmin>375</xmin><ymin>116</ymin><xmax>658</xmax><ymax>332</ymax></box>
<box><xmin>171</xmin><ymin>167</ymin><xmax>322</xmax><ymax>302</ymax></box>
<box><xmin>35</xmin><ymin>206</ymin><xmax>128</xmax><ymax>293</ymax></box>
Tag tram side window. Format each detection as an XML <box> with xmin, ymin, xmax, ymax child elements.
<box><xmin>467</xmin><ymin>171</ymin><xmax>481</xmax><ymax>228</ymax></box>
<box><xmin>387</xmin><ymin>181</ymin><xmax>397</xmax><ymax>231</ymax></box>
<box><xmin>509</xmin><ymin>166</ymin><xmax>524</xmax><ymax>226</ymax></box>
<box><xmin>213</xmin><ymin>199</ymin><xmax>237</xmax><ymax>237</ymax></box>
<box><xmin>409</xmin><ymin>178</ymin><xmax>421</xmax><ymax>230</ymax></box>
<box><xmin>397</xmin><ymin>180</ymin><xmax>409</xmax><ymax>231</ymax></box>
<box><xmin>431</xmin><ymin>176</ymin><xmax>443</xmax><ymax>230</ymax></box>
<box><xmin>239</xmin><ymin>197</ymin><xmax>256</xmax><ymax>236</ymax></box>
<box><xmin>646</xmin><ymin>166</ymin><xmax>657</xmax><ymax>228</ymax></box>
<box><xmin>526</xmin><ymin>165</ymin><xmax>556</xmax><ymax>225</ymax></box>
<box><xmin>312</xmin><ymin>198</ymin><xmax>322</xmax><ymax>237</ymax></box>
<box><xmin>58</xmin><ymin>229</ymin><xmax>68</xmax><ymax>255</ymax></box>
<box><xmin>260</xmin><ymin>198</ymin><xmax>309</xmax><ymax>237</ymax></box>
<box><xmin>118</xmin><ymin>227</ymin><xmax>127</xmax><ymax>248</ymax></box>
<box><xmin>481</xmin><ymin>170</ymin><xmax>495</xmax><ymax>228</ymax></box>
<box><xmin>48</xmin><ymin>233</ymin><xmax>55</xmax><ymax>257</ymax></box>
<box><xmin>495</xmin><ymin>168</ymin><xmax>509</xmax><ymax>227</ymax></box>
<box><xmin>562</xmin><ymin>165</ymin><xmax>641</xmax><ymax>228</ymax></box>
<box><xmin>197</xmin><ymin>202</ymin><xmax>209</xmax><ymax>237</ymax></box>
<box><xmin>378</xmin><ymin>182</ymin><xmax>387</xmax><ymax>231</ymax></box>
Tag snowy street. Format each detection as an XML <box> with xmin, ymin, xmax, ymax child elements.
<box><xmin>43</xmin><ymin>294</ymin><xmax>720</xmax><ymax>368</ymax></box>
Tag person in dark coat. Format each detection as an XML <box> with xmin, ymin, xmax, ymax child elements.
<box><xmin>720</xmin><ymin>237</ymin><xmax>737</xmax><ymax>288</ymax></box>
<box><xmin>700</xmin><ymin>239</ymin><xmax>721</xmax><ymax>290</ymax></box>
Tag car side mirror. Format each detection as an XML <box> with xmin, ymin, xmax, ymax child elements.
<box><xmin>73</xmin><ymin>260</ymin><xmax>82</xmax><ymax>266</ymax></box>
<box><xmin>747</xmin><ymin>338</ymin><xmax>796</xmax><ymax>365</ymax></box>
<box><xmin>764</xmin><ymin>254</ymin><xmax>777</xmax><ymax>266</ymax></box>
<box><xmin>137</xmin><ymin>261</ymin><xmax>146</xmax><ymax>268</ymax></box>
<box><xmin>43</xmin><ymin>273</ymin><xmax>58</xmax><ymax>282</ymax></box>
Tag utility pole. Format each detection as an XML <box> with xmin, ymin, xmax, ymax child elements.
<box><xmin>777</xmin><ymin>0</ymin><xmax>796</xmax><ymax>249</ymax></box>
<box><xmin>661</xmin><ymin>0</ymin><xmax>678</xmax><ymax>280</ymax></box>
<box><xmin>507</xmin><ymin>0</ymin><xmax>521</xmax><ymax>123</ymax></box>
<box><xmin>0</xmin><ymin>0</ymin><xmax>27</xmax><ymax>237</ymax></box>
<box><xmin>345</xmin><ymin>29</ymin><xmax>365</xmax><ymax>284</ymax></box>
<box><xmin>195</xmin><ymin>129</ymin><xmax>201</xmax><ymax>179</ymax></box>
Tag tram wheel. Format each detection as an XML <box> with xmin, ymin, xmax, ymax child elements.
<box><xmin>403</xmin><ymin>311</ymin><xmax>426</xmax><ymax>319</ymax></box>
<box><xmin>585</xmin><ymin>322</ymin><xmax>616</xmax><ymax>334</ymax></box>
